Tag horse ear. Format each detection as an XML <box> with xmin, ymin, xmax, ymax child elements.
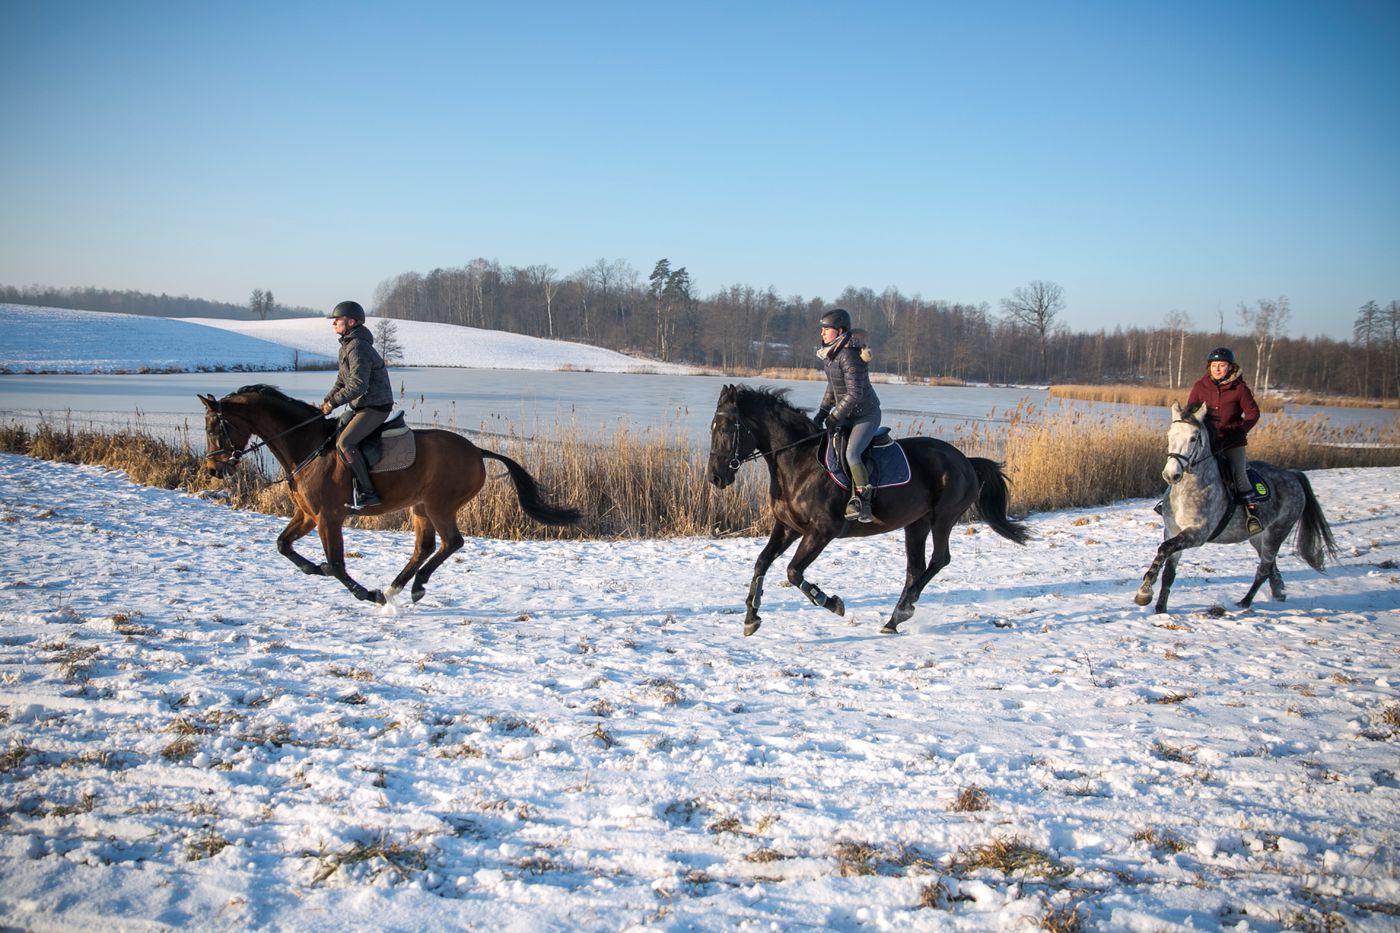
<box><xmin>198</xmin><ymin>394</ymin><xmax>216</xmax><ymax>411</ymax></box>
<box><xmin>1171</xmin><ymin>400</ymin><xmax>1182</xmax><ymax>419</ymax></box>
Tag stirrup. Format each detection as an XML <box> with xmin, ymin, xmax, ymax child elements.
<box><xmin>348</xmin><ymin>486</ymin><xmax>381</xmax><ymax>510</ymax></box>
<box><xmin>844</xmin><ymin>495</ymin><xmax>862</xmax><ymax>521</ymax></box>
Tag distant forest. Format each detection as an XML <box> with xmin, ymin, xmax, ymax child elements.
<box><xmin>371</xmin><ymin>258</ymin><xmax>1400</xmax><ymax>400</ymax></box>
<box><xmin>7</xmin><ymin>272</ymin><xmax>1396</xmax><ymax>399</ymax></box>
<box><xmin>0</xmin><ymin>284</ymin><xmax>319</xmax><ymax>321</ymax></box>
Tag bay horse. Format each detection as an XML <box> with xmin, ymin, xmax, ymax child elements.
<box><xmin>1135</xmin><ymin>401</ymin><xmax>1337</xmax><ymax>613</ymax></box>
<box><xmin>199</xmin><ymin>385</ymin><xmax>579</xmax><ymax>605</ymax></box>
<box><xmin>707</xmin><ymin>384</ymin><xmax>1029</xmax><ymax>635</ymax></box>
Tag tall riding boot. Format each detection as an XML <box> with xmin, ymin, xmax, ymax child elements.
<box><xmin>344</xmin><ymin>448</ymin><xmax>380</xmax><ymax>510</ymax></box>
<box><xmin>856</xmin><ymin>485</ymin><xmax>874</xmax><ymax>523</ymax></box>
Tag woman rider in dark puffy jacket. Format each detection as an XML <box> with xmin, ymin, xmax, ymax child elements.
<box><xmin>813</xmin><ymin>308</ymin><xmax>881</xmax><ymax>523</ymax></box>
<box><xmin>319</xmin><ymin>300</ymin><xmax>394</xmax><ymax>510</ymax></box>
<box><xmin>1186</xmin><ymin>345</ymin><xmax>1262</xmax><ymax>534</ymax></box>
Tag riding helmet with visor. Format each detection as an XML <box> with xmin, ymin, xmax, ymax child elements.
<box><xmin>819</xmin><ymin>308</ymin><xmax>851</xmax><ymax>332</ymax></box>
<box><xmin>330</xmin><ymin>300</ymin><xmax>366</xmax><ymax>323</ymax></box>
<box><xmin>1206</xmin><ymin>346</ymin><xmax>1236</xmax><ymax>366</ymax></box>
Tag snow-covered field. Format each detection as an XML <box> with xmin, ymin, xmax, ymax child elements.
<box><xmin>0</xmin><ymin>304</ymin><xmax>691</xmax><ymax>375</ymax></box>
<box><xmin>1</xmin><ymin>305</ymin><xmax>1398</xmax><ymax>930</ymax></box>
<box><xmin>1</xmin><ymin>454</ymin><xmax>1397</xmax><ymax>931</ymax></box>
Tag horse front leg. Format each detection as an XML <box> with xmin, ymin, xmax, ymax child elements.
<box><xmin>316</xmin><ymin>520</ymin><xmax>385</xmax><ymax>605</ymax></box>
<box><xmin>1136</xmin><ymin>533</ymin><xmax>1190</xmax><ymax>608</ymax></box>
<box><xmin>786</xmin><ymin>531</ymin><xmax>844</xmax><ymax>619</ymax></box>
<box><xmin>277</xmin><ymin>509</ymin><xmax>324</xmax><ymax>576</ymax></box>
<box><xmin>744</xmin><ymin>524</ymin><xmax>799</xmax><ymax>636</ymax></box>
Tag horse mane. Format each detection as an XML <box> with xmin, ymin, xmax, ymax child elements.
<box><xmin>733</xmin><ymin>385</ymin><xmax>816</xmax><ymax>434</ymax></box>
<box><xmin>232</xmin><ymin>383</ymin><xmax>321</xmax><ymax>418</ymax></box>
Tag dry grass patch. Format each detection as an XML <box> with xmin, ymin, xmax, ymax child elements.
<box><xmin>1131</xmin><ymin>827</ymin><xmax>1190</xmax><ymax>854</ymax></box>
<box><xmin>0</xmin><ymin>741</ymin><xmax>33</xmax><ymax>773</ymax></box>
<box><xmin>948</xmin><ymin>836</ymin><xmax>1071</xmax><ymax>881</ymax></box>
<box><xmin>308</xmin><ymin>835</ymin><xmax>429</xmax><ymax>885</ymax></box>
<box><xmin>951</xmin><ymin>784</ymin><xmax>990</xmax><ymax>812</ymax></box>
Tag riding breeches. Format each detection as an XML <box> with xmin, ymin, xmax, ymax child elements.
<box><xmin>337</xmin><ymin>408</ymin><xmax>389</xmax><ymax>462</ymax></box>
<box><xmin>1223</xmin><ymin>445</ymin><xmax>1251</xmax><ymax>495</ymax></box>
<box><xmin>843</xmin><ymin>410</ymin><xmax>882</xmax><ymax>489</ymax></box>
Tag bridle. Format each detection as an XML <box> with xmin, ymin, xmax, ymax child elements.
<box><xmin>206</xmin><ymin>398</ymin><xmax>331</xmax><ymax>476</ymax></box>
<box><xmin>711</xmin><ymin>408</ymin><xmax>822</xmax><ymax>473</ymax></box>
<box><xmin>1165</xmin><ymin>418</ymin><xmax>1214</xmax><ymax>474</ymax></box>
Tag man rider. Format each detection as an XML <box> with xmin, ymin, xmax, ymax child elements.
<box><xmin>320</xmin><ymin>300</ymin><xmax>393</xmax><ymax>510</ymax></box>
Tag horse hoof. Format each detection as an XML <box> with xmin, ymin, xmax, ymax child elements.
<box><xmin>880</xmin><ymin>622</ymin><xmax>899</xmax><ymax>634</ymax></box>
<box><xmin>410</xmin><ymin>588</ymin><xmax>426</xmax><ymax>604</ymax></box>
<box><xmin>1236</xmin><ymin>598</ymin><xmax>1253</xmax><ymax>609</ymax></box>
<box><xmin>301</xmin><ymin>564</ymin><xmax>324</xmax><ymax>576</ymax></box>
<box><xmin>744</xmin><ymin>619</ymin><xmax>761</xmax><ymax>637</ymax></box>
<box><xmin>827</xmin><ymin>596</ymin><xmax>845</xmax><ymax>617</ymax></box>
<box><xmin>1133</xmin><ymin>591</ymin><xmax>1152</xmax><ymax>607</ymax></box>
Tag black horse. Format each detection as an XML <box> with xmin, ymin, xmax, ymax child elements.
<box><xmin>707</xmin><ymin>385</ymin><xmax>1029</xmax><ymax>635</ymax></box>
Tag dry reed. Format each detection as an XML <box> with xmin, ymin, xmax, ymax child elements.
<box><xmin>3</xmin><ymin>402</ymin><xmax>1397</xmax><ymax>538</ymax></box>
<box><xmin>1050</xmin><ymin>384</ymin><xmax>1286</xmax><ymax>413</ymax></box>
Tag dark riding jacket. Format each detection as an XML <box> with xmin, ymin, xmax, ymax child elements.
<box><xmin>1186</xmin><ymin>366</ymin><xmax>1259</xmax><ymax>449</ymax></box>
<box><xmin>818</xmin><ymin>333</ymin><xmax>879</xmax><ymax>424</ymax></box>
<box><xmin>325</xmin><ymin>325</ymin><xmax>393</xmax><ymax>412</ymax></box>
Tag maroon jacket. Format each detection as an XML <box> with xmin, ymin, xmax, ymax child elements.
<box><xmin>1186</xmin><ymin>366</ymin><xmax>1259</xmax><ymax>448</ymax></box>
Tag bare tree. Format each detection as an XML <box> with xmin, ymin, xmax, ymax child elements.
<box><xmin>249</xmin><ymin>288</ymin><xmax>274</xmax><ymax>320</ymax></box>
<box><xmin>1000</xmin><ymin>280</ymin><xmax>1064</xmax><ymax>381</ymax></box>
<box><xmin>1164</xmin><ymin>309</ymin><xmax>1192</xmax><ymax>388</ymax></box>
<box><xmin>375</xmin><ymin>318</ymin><xmax>403</xmax><ymax>366</ymax></box>
<box><xmin>526</xmin><ymin>264</ymin><xmax>559</xmax><ymax>337</ymax></box>
<box><xmin>1238</xmin><ymin>296</ymin><xmax>1290</xmax><ymax>392</ymax></box>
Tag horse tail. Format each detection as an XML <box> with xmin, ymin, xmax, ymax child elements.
<box><xmin>480</xmin><ymin>450</ymin><xmax>581</xmax><ymax>527</ymax></box>
<box><xmin>1293</xmin><ymin>470</ymin><xmax>1338</xmax><ymax>573</ymax></box>
<box><xmin>969</xmin><ymin>457</ymin><xmax>1031</xmax><ymax>545</ymax></box>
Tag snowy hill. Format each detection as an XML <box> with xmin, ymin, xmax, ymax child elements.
<box><xmin>0</xmin><ymin>304</ymin><xmax>691</xmax><ymax>374</ymax></box>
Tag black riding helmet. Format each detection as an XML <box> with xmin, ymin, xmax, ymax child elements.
<box><xmin>330</xmin><ymin>300</ymin><xmax>366</xmax><ymax>323</ymax></box>
<box><xmin>819</xmin><ymin>308</ymin><xmax>851</xmax><ymax>332</ymax></box>
<box><xmin>1206</xmin><ymin>346</ymin><xmax>1236</xmax><ymax>366</ymax></box>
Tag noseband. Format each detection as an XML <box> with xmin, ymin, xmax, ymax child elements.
<box><xmin>712</xmin><ymin>412</ymin><xmax>758</xmax><ymax>472</ymax></box>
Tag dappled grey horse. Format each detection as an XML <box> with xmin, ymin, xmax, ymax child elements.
<box><xmin>1135</xmin><ymin>401</ymin><xmax>1337</xmax><ymax>613</ymax></box>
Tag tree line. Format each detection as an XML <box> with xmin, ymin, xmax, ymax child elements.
<box><xmin>0</xmin><ymin>284</ymin><xmax>318</xmax><ymax>321</ymax></box>
<box><xmin>372</xmin><ymin>259</ymin><xmax>1400</xmax><ymax>399</ymax></box>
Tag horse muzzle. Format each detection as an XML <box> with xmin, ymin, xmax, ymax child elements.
<box><xmin>708</xmin><ymin>465</ymin><xmax>736</xmax><ymax>489</ymax></box>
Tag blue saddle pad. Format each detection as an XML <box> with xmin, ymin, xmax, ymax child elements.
<box><xmin>819</xmin><ymin>432</ymin><xmax>912</xmax><ymax>491</ymax></box>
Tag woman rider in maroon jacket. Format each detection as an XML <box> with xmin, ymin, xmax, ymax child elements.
<box><xmin>1186</xmin><ymin>346</ymin><xmax>1262</xmax><ymax>534</ymax></box>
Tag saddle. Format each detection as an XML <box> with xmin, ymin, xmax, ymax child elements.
<box><xmin>819</xmin><ymin>428</ymin><xmax>911</xmax><ymax>491</ymax></box>
<box><xmin>338</xmin><ymin>411</ymin><xmax>417</xmax><ymax>473</ymax></box>
<box><xmin>1218</xmin><ymin>455</ymin><xmax>1271</xmax><ymax>502</ymax></box>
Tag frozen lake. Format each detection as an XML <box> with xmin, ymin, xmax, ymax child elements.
<box><xmin>1</xmin><ymin>368</ymin><xmax>1394</xmax><ymax>449</ymax></box>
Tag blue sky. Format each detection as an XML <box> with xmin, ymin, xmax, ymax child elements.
<box><xmin>2</xmin><ymin>1</ymin><xmax>1397</xmax><ymax>340</ymax></box>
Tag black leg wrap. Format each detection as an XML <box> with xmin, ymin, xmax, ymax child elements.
<box><xmin>799</xmin><ymin>580</ymin><xmax>826</xmax><ymax>607</ymax></box>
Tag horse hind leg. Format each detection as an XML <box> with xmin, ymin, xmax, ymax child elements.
<box><xmin>884</xmin><ymin>518</ymin><xmax>936</xmax><ymax>634</ymax></box>
<box><xmin>1240</xmin><ymin>527</ymin><xmax>1287</xmax><ymax>608</ymax></box>
<box><xmin>1153</xmin><ymin>552</ymin><xmax>1180</xmax><ymax>614</ymax></box>
<box><xmin>407</xmin><ymin>508</ymin><xmax>465</xmax><ymax>603</ymax></box>
<box><xmin>385</xmin><ymin>507</ymin><xmax>436</xmax><ymax>599</ymax></box>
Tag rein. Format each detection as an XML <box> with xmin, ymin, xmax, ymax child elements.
<box><xmin>717</xmin><ymin>413</ymin><xmax>822</xmax><ymax>471</ymax></box>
